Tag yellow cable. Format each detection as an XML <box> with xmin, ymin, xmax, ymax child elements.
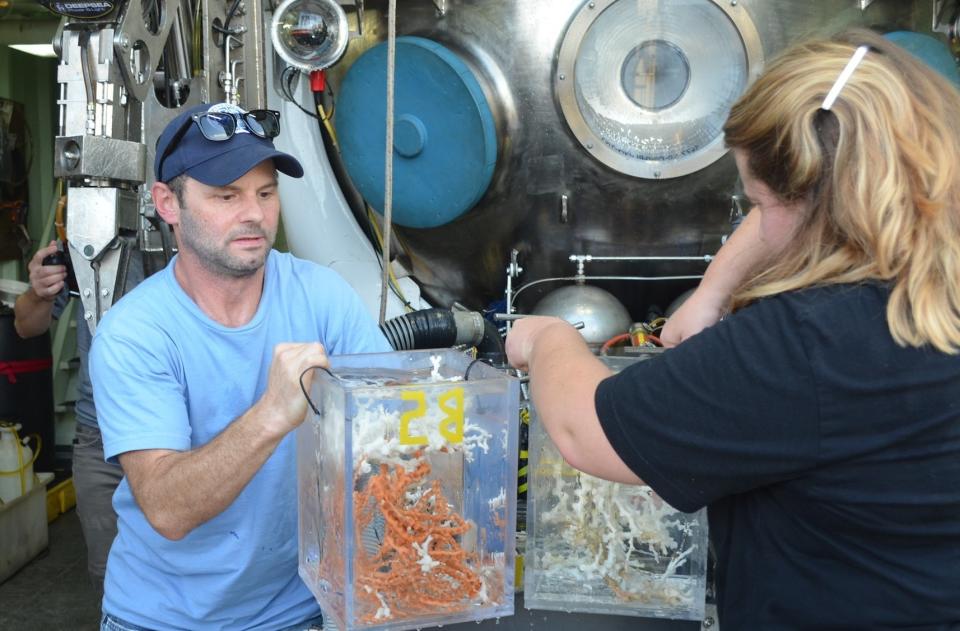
<box><xmin>365</xmin><ymin>205</ymin><xmax>413</xmax><ymax>311</ymax></box>
<box><xmin>316</xmin><ymin>103</ymin><xmax>339</xmax><ymax>150</ymax></box>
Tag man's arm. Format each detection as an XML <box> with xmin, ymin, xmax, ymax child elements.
<box><xmin>661</xmin><ymin>209</ymin><xmax>768</xmax><ymax>346</ymax></box>
<box><xmin>117</xmin><ymin>342</ymin><xmax>328</xmax><ymax>541</ymax></box>
<box><xmin>506</xmin><ymin>316</ymin><xmax>642</xmax><ymax>485</ymax></box>
<box><xmin>14</xmin><ymin>241</ymin><xmax>66</xmax><ymax>339</ymax></box>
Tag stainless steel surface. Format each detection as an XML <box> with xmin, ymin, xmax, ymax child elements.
<box><xmin>328</xmin><ymin>0</ymin><xmax>920</xmax><ymax>320</ymax></box>
<box><xmin>199</xmin><ymin>0</ymin><xmax>262</xmax><ymax>110</ymax></box>
<box><xmin>239</xmin><ymin>0</ymin><xmax>268</xmax><ymax>109</ymax></box>
<box><xmin>56</xmin><ymin>28</ymin><xmax>144</xmax><ymax>141</ymax></box>
<box><xmin>54</xmin><ymin>135</ymin><xmax>146</xmax><ymax>181</ymax></box>
<box><xmin>530</xmin><ymin>283</ymin><xmax>633</xmax><ymax>344</ymax></box>
<box><xmin>66</xmin><ymin>187</ymin><xmax>140</xmax><ymax>322</ymax></box>
<box><xmin>66</xmin><ymin>188</ymin><xmax>139</xmax><ymax>261</ymax></box>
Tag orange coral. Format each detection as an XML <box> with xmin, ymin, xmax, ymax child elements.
<box><xmin>353</xmin><ymin>455</ymin><xmax>484</xmax><ymax>623</ymax></box>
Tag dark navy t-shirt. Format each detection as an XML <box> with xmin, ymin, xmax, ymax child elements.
<box><xmin>595</xmin><ymin>283</ymin><xmax>960</xmax><ymax>629</ymax></box>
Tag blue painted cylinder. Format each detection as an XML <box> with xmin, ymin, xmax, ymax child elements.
<box><xmin>335</xmin><ymin>36</ymin><xmax>498</xmax><ymax>229</ymax></box>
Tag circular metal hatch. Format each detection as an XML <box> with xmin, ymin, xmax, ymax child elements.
<box><xmin>556</xmin><ymin>0</ymin><xmax>763</xmax><ymax>180</ymax></box>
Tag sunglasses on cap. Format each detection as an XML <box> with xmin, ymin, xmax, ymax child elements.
<box><xmin>156</xmin><ymin>109</ymin><xmax>282</xmax><ymax>182</ymax></box>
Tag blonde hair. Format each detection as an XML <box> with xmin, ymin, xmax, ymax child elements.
<box><xmin>725</xmin><ymin>29</ymin><xmax>960</xmax><ymax>353</ymax></box>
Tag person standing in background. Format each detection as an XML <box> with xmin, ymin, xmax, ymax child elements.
<box><xmin>15</xmin><ymin>241</ymin><xmax>143</xmax><ymax>601</ymax></box>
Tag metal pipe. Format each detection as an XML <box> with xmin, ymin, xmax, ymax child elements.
<box><xmin>569</xmin><ymin>254</ymin><xmax>714</xmax><ymax>263</ymax></box>
<box><xmin>164</xmin><ymin>1</ymin><xmax>193</xmax><ymax>83</ymax></box>
<box><xmin>511</xmin><ymin>275</ymin><xmax>704</xmax><ymax>307</ymax></box>
<box><xmin>79</xmin><ymin>33</ymin><xmax>97</xmax><ymax>136</ymax></box>
<box><xmin>493</xmin><ymin>313</ymin><xmax>586</xmax><ymax>330</ymax></box>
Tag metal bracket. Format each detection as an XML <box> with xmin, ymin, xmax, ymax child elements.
<box><xmin>66</xmin><ymin>187</ymin><xmax>140</xmax><ymax>331</ymax></box>
<box><xmin>504</xmin><ymin>249</ymin><xmax>524</xmax><ymax>324</ymax></box>
<box><xmin>54</xmin><ymin>135</ymin><xmax>146</xmax><ymax>182</ymax></box>
<box><xmin>112</xmin><ymin>0</ymin><xmax>179</xmax><ymax>101</ymax></box>
<box><xmin>340</xmin><ymin>0</ymin><xmax>365</xmax><ymax>37</ymax></box>
<box><xmin>933</xmin><ymin>0</ymin><xmax>960</xmax><ymax>34</ymax></box>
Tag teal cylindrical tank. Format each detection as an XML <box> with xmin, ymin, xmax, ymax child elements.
<box><xmin>335</xmin><ymin>36</ymin><xmax>498</xmax><ymax>229</ymax></box>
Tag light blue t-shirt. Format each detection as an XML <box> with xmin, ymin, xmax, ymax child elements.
<box><xmin>90</xmin><ymin>250</ymin><xmax>390</xmax><ymax>631</ymax></box>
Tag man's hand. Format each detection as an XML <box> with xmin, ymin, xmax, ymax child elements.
<box><xmin>28</xmin><ymin>241</ymin><xmax>67</xmax><ymax>302</ymax></box>
<box><xmin>15</xmin><ymin>241</ymin><xmax>66</xmax><ymax>338</ymax></box>
<box><xmin>258</xmin><ymin>342</ymin><xmax>329</xmax><ymax>437</ymax></box>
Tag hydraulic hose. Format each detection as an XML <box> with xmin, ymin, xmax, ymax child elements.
<box><xmin>381</xmin><ymin>309</ymin><xmax>503</xmax><ymax>360</ymax></box>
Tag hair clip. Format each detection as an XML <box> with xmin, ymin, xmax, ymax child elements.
<box><xmin>821</xmin><ymin>45</ymin><xmax>870</xmax><ymax>111</ymax></box>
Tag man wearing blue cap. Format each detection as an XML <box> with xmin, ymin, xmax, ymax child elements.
<box><xmin>90</xmin><ymin>102</ymin><xmax>390</xmax><ymax>631</ymax></box>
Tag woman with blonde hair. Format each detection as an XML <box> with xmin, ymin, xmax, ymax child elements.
<box><xmin>507</xmin><ymin>29</ymin><xmax>960</xmax><ymax>628</ymax></box>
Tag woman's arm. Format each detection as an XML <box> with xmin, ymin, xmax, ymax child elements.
<box><xmin>661</xmin><ymin>209</ymin><xmax>767</xmax><ymax>346</ymax></box>
<box><xmin>506</xmin><ymin>317</ymin><xmax>643</xmax><ymax>484</ymax></box>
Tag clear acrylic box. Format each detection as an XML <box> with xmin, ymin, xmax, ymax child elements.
<box><xmin>524</xmin><ymin>353</ymin><xmax>708</xmax><ymax>620</ymax></box>
<box><xmin>297</xmin><ymin>349</ymin><xmax>520</xmax><ymax>631</ymax></box>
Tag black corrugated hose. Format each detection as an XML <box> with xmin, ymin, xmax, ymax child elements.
<box><xmin>380</xmin><ymin>309</ymin><xmax>506</xmax><ymax>365</ymax></box>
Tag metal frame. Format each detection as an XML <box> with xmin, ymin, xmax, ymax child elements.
<box><xmin>554</xmin><ymin>0</ymin><xmax>764</xmax><ymax>180</ymax></box>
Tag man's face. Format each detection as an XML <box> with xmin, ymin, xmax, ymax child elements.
<box><xmin>176</xmin><ymin>161</ymin><xmax>280</xmax><ymax>277</ymax></box>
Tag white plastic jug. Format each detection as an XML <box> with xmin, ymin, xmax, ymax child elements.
<box><xmin>0</xmin><ymin>423</ymin><xmax>35</xmax><ymax>504</ymax></box>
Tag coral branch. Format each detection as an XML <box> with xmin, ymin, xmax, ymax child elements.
<box><xmin>354</xmin><ymin>457</ymin><xmax>485</xmax><ymax>623</ymax></box>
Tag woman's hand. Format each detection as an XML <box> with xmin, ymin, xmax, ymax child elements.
<box><xmin>505</xmin><ymin>316</ymin><xmax>571</xmax><ymax>371</ymax></box>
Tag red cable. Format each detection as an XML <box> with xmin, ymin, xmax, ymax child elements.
<box><xmin>600</xmin><ymin>333</ymin><xmax>632</xmax><ymax>355</ymax></box>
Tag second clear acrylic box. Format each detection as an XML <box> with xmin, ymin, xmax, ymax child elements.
<box><xmin>524</xmin><ymin>353</ymin><xmax>708</xmax><ymax>620</ymax></box>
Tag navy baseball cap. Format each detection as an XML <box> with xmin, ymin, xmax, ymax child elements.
<box><xmin>154</xmin><ymin>102</ymin><xmax>305</xmax><ymax>185</ymax></box>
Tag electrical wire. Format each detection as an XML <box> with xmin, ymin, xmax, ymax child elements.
<box><xmin>280</xmin><ymin>66</ymin><xmax>322</xmax><ymax>119</ymax></box>
<box><xmin>316</xmin><ymin>101</ymin><xmax>339</xmax><ymax>151</ymax></box>
<box><xmin>279</xmin><ymin>63</ymin><xmax>415</xmax><ymax>314</ymax></box>
<box><xmin>214</xmin><ymin>0</ymin><xmax>245</xmax><ymax>49</ymax></box>
<box><xmin>464</xmin><ymin>357</ymin><xmax>490</xmax><ymax>381</ymax></box>
<box><xmin>600</xmin><ymin>333</ymin><xmax>631</xmax><ymax>356</ymax></box>
<box><xmin>365</xmin><ymin>204</ymin><xmax>414</xmax><ymax>312</ymax></box>
<box><xmin>299</xmin><ymin>365</ymin><xmax>336</xmax><ymax>416</ymax></box>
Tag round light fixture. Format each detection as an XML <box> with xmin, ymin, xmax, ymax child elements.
<box><xmin>271</xmin><ymin>0</ymin><xmax>349</xmax><ymax>71</ymax></box>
